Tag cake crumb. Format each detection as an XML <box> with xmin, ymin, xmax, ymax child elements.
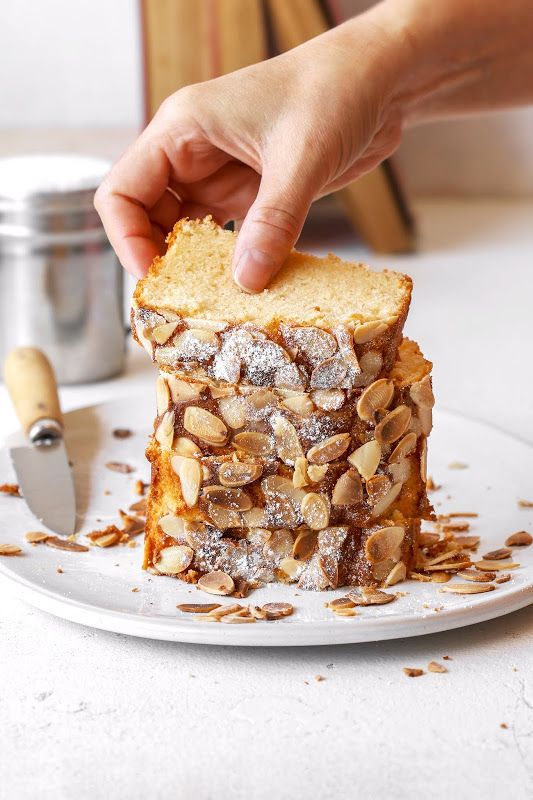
<box><xmin>403</xmin><ymin>667</ymin><xmax>424</xmax><ymax>678</ymax></box>
<box><xmin>0</xmin><ymin>483</ymin><xmax>21</xmax><ymax>497</ymax></box>
<box><xmin>443</xmin><ymin>655</ymin><xmax>452</xmax><ymax>661</ymax></box>
<box><xmin>131</xmin><ymin>587</ymin><xmax>140</xmax><ymax>593</ymax></box>
<box><xmin>57</xmin><ymin>567</ymin><xmax>64</xmax><ymax>574</ymax></box>
<box><xmin>448</xmin><ymin>461</ymin><xmax>468</xmax><ymax>470</ymax></box>
<box><xmin>500</xmin><ymin>723</ymin><xmax>508</xmax><ymax>730</ymax></box>
<box><xmin>428</xmin><ymin>661</ymin><xmax>447</xmax><ymax>673</ymax></box>
<box><xmin>314</xmin><ymin>675</ymin><xmax>326</xmax><ymax>682</ymax></box>
<box><xmin>105</xmin><ymin>461</ymin><xmax>135</xmax><ymax>474</ymax></box>
<box><xmin>113</xmin><ymin>428</ymin><xmax>133</xmax><ymax>439</ymax></box>
<box><xmin>134</xmin><ymin>479</ymin><xmax>148</xmax><ymax>496</ymax></box>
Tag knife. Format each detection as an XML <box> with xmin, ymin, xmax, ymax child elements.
<box><xmin>3</xmin><ymin>347</ymin><xmax>76</xmax><ymax>535</ymax></box>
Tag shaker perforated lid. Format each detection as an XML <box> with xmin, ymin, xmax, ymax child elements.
<box><xmin>0</xmin><ymin>154</ymin><xmax>110</xmax><ymax>200</ymax></box>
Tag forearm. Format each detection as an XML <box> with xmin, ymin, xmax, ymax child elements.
<box><xmin>350</xmin><ymin>0</ymin><xmax>533</xmax><ymax>123</ymax></box>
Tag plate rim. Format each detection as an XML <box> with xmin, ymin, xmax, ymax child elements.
<box><xmin>1</xmin><ymin>399</ymin><xmax>533</xmax><ymax>646</ymax></box>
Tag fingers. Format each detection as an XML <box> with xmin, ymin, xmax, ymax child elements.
<box><xmin>232</xmin><ymin>162</ymin><xmax>316</xmax><ymax>293</ymax></box>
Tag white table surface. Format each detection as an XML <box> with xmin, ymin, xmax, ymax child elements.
<box><xmin>1</xmin><ymin>199</ymin><xmax>533</xmax><ymax>800</ymax></box>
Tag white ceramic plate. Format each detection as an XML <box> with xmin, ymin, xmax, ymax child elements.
<box><xmin>0</xmin><ymin>398</ymin><xmax>532</xmax><ymax>646</ymax></box>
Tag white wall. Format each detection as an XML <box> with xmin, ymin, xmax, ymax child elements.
<box><xmin>1</xmin><ymin>0</ymin><xmax>533</xmax><ymax>196</ymax></box>
<box><xmin>0</xmin><ymin>0</ymin><xmax>143</xmax><ymax>127</ymax></box>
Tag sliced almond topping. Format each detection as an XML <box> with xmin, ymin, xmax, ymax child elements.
<box><xmin>177</xmin><ymin>603</ymin><xmax>221</xmax><ymax>613</ymax></box>
<box><xmin>45</xmin><ymin>537</ymin><xmax>89</xmax><ymax>553</ymax></box>
<box><xmin>332</xmin><ymin>469</ymin><xmax>363</xmax><ymax>506</ymax></box>
<box><xmin>384</xmin><ymin>561</ymin><xmax>407</xmax><ymax>587</ymax></box>
<box><xmin>482</xmin><ymin>547</ymin><xmax>512</xmax><ymax>561</ymax></box>
<box><xmin>280</xmin><ymin>393</ymin><xmax>314</xmax><ymax>417</ymax></box>
<box><xmin>457</xmin><ymin>569</ymin><xmax>495</xmax><ymax>582</ymax></box>
<box><xmin>375</xmin><ymin>405</ymin><xmax>412</xmax><ymax>446</ymax></box>
<box><xmin>203</xmin><ymin>485</ymin><xmax>252</xmax><ymax>511</ymax></box>
<box><xmin>410</xmin><ymin>375</ymin><xmax>435</xmax><ymax>409</ymax></box>
<box><xmin>286</xmin><ymin>326</ymin><xmax>337</xmax><ymax>366</ymax></box>
<box><xmin>366</xmin><ymin>474</ymin><xmax>393</xmax><ymax>506</ymax></box>
<box><xmin>207</xmin><ymin>504</ymin><xmax>242</xmax><ymax>529</ymax></box>
<box><xmin>155</xmin><ymin>409</ymin><xmax>175</xmax><ymax>449</ymax></box>
<box><xmin>348</xmin><ymin>439</ymin><xmax>381</xmax><ymax>480</ymax></box>
<box><xmin>232</xmin><ymin>431</ymin><xmax>273</xmax><ymax>457</ymax></box>
<box><xmin>310</xmin><ymin>389</ymin><xmax>345</xmax><ymax>411</ymax></box>
<box><xmin>347</xmin><ymin>587</ymin><xmax>397</xmax><ymax>606</ymax></box>
<box><xmin>173</xmin><ymin>328</ymin><xmax>220</xmax><ymax>361</ymax></box>
<box><xmin>505</xmin><ymin>531</ymin><xmax>532</xmax><ymax>547</ymax></box>
<box><xmin>292</xmin><ymin>529</ymin><xmax>317</xmax><ymax>561</ymax></box>
<box><xmin>197</xmin><ymin>570</ymin><xmax>235</xmax><ymax>596</ymax></box>
<box><xmin>0</xmin><ymin>544</ymin><xmax>22</xmax><ymax>556</ymax></box>
<box><xmin>262</xmin><ymin>601</ymin><xmax>294</xmax><ymax>619</ymax></box>
<box><xmin>156</xmin><ymin>375</ymin><xmax>170</xmax><ymax>415</ymax></box>
<box><xmin>242</xmin><ymin>506</ymin><xmax>268</xmax><ymax>527</ymax></box>
<box><xmin>184</xmin><ymin>522</ymin><xmax>212</xmax><ymax>549</ymax></box>
<box><xmin>263</xmin><ymin>529</ymin><xmax>294</xmax><ymax>562</ymax></box>
<box><xmin>293</xmin><ymin>456</ymin><xmax>309</xmax><ymax>489</ymax></box>
<box><xmin>183</xmin><ymin>317</ymin><xmax>227</xmax><ymax>332</ymax></box>
<box><xmin>356</xmin><ymin>378</ymin><xmax>394</xmax><ymax>422</ymax></box>
<box><xmin>365</xmin><ymin>526</ymin><xmax>405</xmax><ymax>564</ymax></box>
<box><xmin>218</xmin><ymin>396</ymin><xmax>247</xmax><ymax>429</ymax></box>
<box><xmin>310</xmin><ymin>357</ymin><xmax>347</xmax><ymax>390</ymax></box>
<box><xmin>155</xmin><ymin>544</ymin><xmax>194</xmax><ymax>574</ymax></box>
<box><xmin>158</xmin><ymin>514</ymin><xmax>185</xmax><ymax>538</ymax></box>
<box><xmin>218</xmin><ymin>461</ymin><xmax>262</xmax><ymax>488</ymax></box>
<box><xmin>183</xmin><ymin>407</ymin><xmax>228</xmax><ymax>446</ymax></box>
<box><xmin>428</xmin><ymin>661</ymin><xmax>447</xmax><ymax>673</ymax></box>
<box><xmin>279</xmin><ymin>557</ymin><xmax>304</xmax><ymax>579</ymax></box>
<box><xmin>474</xmin><ymin>560</ymin><xmax>520</xmax><ymax>571</ymax></box>
<box><xmin>173</xmin><ymin>436</ymin><xmax>202</xmax><ymax>458</ymax></box>
<box><xmin>388</xmin><ymin>432</ymin><xmax>417</xmax><ymax>464</ymax></box>
<box><xmin>352</xmin><ymin>319</ymin><xmax>389</xmax><ymax>344</ymax></box>
<box><xmin>371</xmin><ymin>481</ymin><xmax>403</xmax><ymax>518</ymax></box>
<box><xmin>300</xmin><ymin>492</ymin><xmax>330</xmax><ymax>530</ymax></box>
<box><xmin>166</xmin><ymin>375</ymin><xmax>205</xmax><ymax>404</ymax></box>
<box><xmin>151</xmin><ymin>321</ymin><xmax>178</xmax><ymax>344</ymax></box>
<box><xmin>307</xmin><ymin>433</ymin><xmax>351</xmax><ymax>465</ymax></box>
<box><xmin>307</xmin><ymin>464</ymin><xmax>328</xmax><ymax>483</ymax></box>
<box><xmin>318</xmin><ymin>554</ymin><xmax>339</xmax><ymax>588</ymax></box>
<box><xmin>439</xmin><ymin>582</ymin><xmax>496</xmax><ymax>594</ymax></box>
<box><xmin>174</xmin><ymin>457</ymin><xmax>202</xmax><ymax>507</ymax></box>
<box><xmin>272</xmin><ymin>415</ymin><xmax>304</xmax><ymax>465</ymax></box>
<box><xmin>25</xmin><ymin>531</ymin><xmax>49</xmax><ymax>543</ymax></box>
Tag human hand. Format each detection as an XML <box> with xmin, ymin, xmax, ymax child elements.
<box><xmin>95</xmin><ymin>8</ymin><xmax>406</xmax><ymax>291</ymax></box>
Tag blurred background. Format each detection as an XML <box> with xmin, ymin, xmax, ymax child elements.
<box><xmin>3</xmin><ymin>0</ymin><xmax>533</xmax><ymax>194</ymax></box>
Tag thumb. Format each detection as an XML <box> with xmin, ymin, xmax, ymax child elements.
<box><xmin>232</xmin><ymin>165</ymin><xmax>315</xmax><ymax>293</ymax></box>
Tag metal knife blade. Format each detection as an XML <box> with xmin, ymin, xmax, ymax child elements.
<box><xmin>8</xmin><ymin>433</ymin><xmax>76</xmax><ymax>536</ymax></box>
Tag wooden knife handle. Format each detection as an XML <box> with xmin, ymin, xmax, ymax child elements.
<box><xmin>4</xmin><ymin>348</ymin><xmax>63</xmax><ymax>437</ymax></box>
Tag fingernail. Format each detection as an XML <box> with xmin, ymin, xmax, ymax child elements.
<box><xmin>233</xmin><ymin>249</ymin><xmax>276</xmax><ymax>293</ymax></box>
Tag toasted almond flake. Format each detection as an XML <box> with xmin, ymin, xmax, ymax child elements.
<box><xmin>279</xmin><ymin>557</ymin><xmax>303</xmax><ymax>579</ymax></box>
<box><xmin>448</xmin><ymin>512</ymin><xmax>479</xmax><ymax>518</ymax></box>
<box><xmin>375</xmin><ymin>405</ymin><xmax>411</xmax><ymax>445</ymax></box>
<box><xmin>347</xmin><ymin>588</ymin><xmax>397</xmax><ymax>606</ymax></box>
<box><xmin>250</xmin><ymin>605</ymin><xmax>268</xmax><ymax>620</ymax></box>
<box><xmin>177</xmin><ymin>603</ymin><xmax>222</xmax><ymax>613</ymax></box>
<box><xmin>25</xmin><ymin>531</ymin><xmax>49</xmax><ymax>543</ymax></box>
<box><xmin>353</xmin><ymin>319</ymin><xmax>388</xmax><ymax>344</ymax></box>
<box><xmin>105</xmin><ymin>461</ymin><xmax>135</xmax><ymax>474</ymax></box>
<box><xmin>428</xmin><ymin>661</ymin><xmax>447</xmax><ymax>673</ymax></box>
<box><xmin>384</xmin><ymin>561</ymin><xmax>406</xmax><ymax>586</ymax></box>
<box><xmin>156</xmin><ymin>375</ymin><xmax>170</xmax><ymax>416</ymax></box>
<box><xmin>167</xmin><ymin>375</ymin><xmax>205</xmax><ymax>403</ymax></box>
<box><xmin>348</xmin><ymin>439</ymin><xmax>381</xmax><ymax>480</ymax></box>
<box><xmin>45</xmin><ymin>537</ymin><xmax>89</xmax><ymax>553</ymax></box>
<box><xmin>264</xmin><ymin>529</ymin><xmax>294</xmax><ymax>562</ymax></box>
<box><xmin>409</xmin><ymin>572</ymin><xmax>431</xmax><ymax>582</ymax></box>
<box><xmin>314</xmin><ymin>674</ymin><xmax>326</xmax><ymax>682</ymax></box>
<box><xmin>327</xmin><ymin>597</ymin><xmax>356</xmax><ymax>610</ymax></box>
<box><xmin>430</xmin><ymin>571</ymin><xmax>452</xmax><ymax>583</ymax></box>
<box><xmin>203</xmin><ymin>485</ymin><xmax>252</xmax><ymax>511</ymax></box>
<box><xmin>457</xmin><ymin>569</ymin><xmax>495</xmax><ymax>582</ymax></box>
<box><xmin>482</xmin><ymin>547</ymin><xmax>512</xmax><ymax>561</ymax></box>
<box><xmin>113</xmin><ymin>427</ymin><xmax>133</xmax><ymax>439</ymax></box>
<box><xmin>426</xmin><ymin>476</ymin><xmax>441</xmax><ymax>491</ymax></box>
<box><xmin>207</xmin><ymin>603</ymin><xmax>243</xmax><ymax>619</ymax></box>
<box><xmin>300</xmin><ymin>492</ymin><xmax>330</xmax><ymax>530</ymax></box>
<box><xmin>217</xmin><ymin>396</ymin><xmax>247</xmax><ymax>429</ymax></box>
<box><xmin>310</xmin><ymin>357</ymin><xmax>347</xmax><ymax>390</ymax></box>
<box><xmin>198</xmin><ymin>570</ymin><xmax>235</xmax><ymax>596</ymax></box>
<box><xmin>388</xmin><ymin>432</ymin><xmax>417</xmax><ymax>464</ymax></box>
<box><xmin>280</xmin><ymin>393</ymin><xmax>314</xmax><ymax>416</ymax></box>
<box><xmin>454</xmin><ymin>536</ymin><xmax>481</xmax><ymax>550</ymax></box>
<box><xmin>495</xmin><ymin>573</ymin><xmax>512</xmax><ymax>584</ymax></box>
<box><xmin>410</xmin><ymin>375</ymin><xmax>435</xmax><ymax>409</ymax></box>
<box><xmin>332</xmin><ymin>607</ymin><xmax>358</xmax><ymax>617</ymax></box>
<box><xmin>505</xmin><ymin>531</ymin><xmax>532</xmax><ymax>547</ymax></box>
<box><xmin>418</xmin><ymin>532</ymin><xmax>440</xmax><ymax>547</ymax></box>
<box><xmin>176</xmin><ymin>457</ymin><xmax>202</xmax><ymax>507</ymax></box>
<box><xmin>220</xmin><ymin>614</ymin><xmax>256</xmax><ymax>624</ymax></box>
<box><xmin>155</xmin><ymin>544</ymin><xmax>194</xmax><ymax>574</ymax></box>
<box><xmin>440</xmin><ymin>582</ymin><xmax>496</xmax><ymax>594</ymax></box>
<box><xmin>292</xmin><ymin>529</ymin><xmax>317</xmax><ymax>561</ymax></box>
<box><xmin>307</xmin><ymin>464</ymin><xmax>328</xmax><ymax>483</ymax></box>
<box><xmin>426</xmin><ymin>548</ymin><xmax>460</xmax><ymax>567</ymax></box>
<box><xmin>262</xmin><ymin>602</ymin><xmax>293</xmax><ymax>619</ymax></box>
<box><xmin>293</xmin><ymin>456</ymin><xmax>308</xmax><ymax>489</ymax></box>
<box><xmin>184</xmin><ymin>407</ymin><xmax>227</xmax><ymax>446</ymax></box>
<box><xmin>0</xmin><ymin>544</ymin><xmax>22</xmax><ymax>556</ymax></box>
<box><xmin>310</xmin><ymin>389</ymin><xmax>345</xmax><ymax>411</ymax></box>
<box><xmin>207</xmin><ymin>503</ymin><xmax>243</xmax><ymax>529</ymax></box>
<box><xmin>403</xmin><ymin>667</ymin><xmax>424</xmax><ymax>677</ymax></box>
<box><xmin>365</xmin><ymin>474</ymin><xmax>392</xmax><ymax>505</ymax></box>
<box><xmin>94</xmin><ymin>531</ymin><xmax>121</xmax><ymax>548</ymax></box>
<box><xmin>332</xmin><ymin>469</ymin><xmax>363</xmax><ymax>506</ymax></box>
<box><xmin>365</xmin><ymin>526</ymin><xmax>404</xmax><ymax>564</ymax></box>
<box><xmin>370</xmin><ymin>481</ymin><xmax>403</xmax><ymax>518</ymax></box>
<box><xmin>154</xmin><ymin>409</ymin><xmax>175</xmax><ymax>449</ymax></box>
<box><xmin>448</xmin><ymin>461</ymin><xmax>468</xmax><ymax>470</ymax></box>
<box><xmin>218</xmin><ymin>461</ymin><xmax>262</xmax><ymax>488</ymax></box>
<box><xmin>474</xmin><ymin>560</ymin><xmax>520</xmax><ymax>571</ymax></box>
<box><xmin>272</xmin><ymin>415</ymin><xmax>304</xmax><ymax>465</ymax></box>
<box><xmin>151</xmin><ymin>321</ymin><xmax>178</xmax><ymax>344</ymax></box>
<box><xmin>356</xmin><ymin>378</ymin><xmax>394</xmax><ymax>422</ymax></box>
<box><xmin>232</xmin><ymin>431</ymin><xmax>273</xmax><ymax>457</ymax></box>
<box><xmin>423</xmin><ymin>561</ymin><xmax>472</xmax><ymax>572</ymax></box>
<box><xmin>307</xmin><ymin>433</ymin><xmax>351</xmax><ymax>465</ymax></box>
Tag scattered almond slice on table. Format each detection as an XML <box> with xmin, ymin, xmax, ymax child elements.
<box><xmin>428</xmin><ymin>661</ymin><xmax>447</xmax><ymax>673</ymax></box>
<box><xmin>403</xmin><ymin>667</ymin><xmax>424</xmax><ymax>677</ymax></box>
<box><xmin>105</xmin><ymin>461</ymin><xmax>135</xmax><ymax>474</ymax></box>
<box><xmin>505</xmin><ymin>531</ymin><xmax>532</xmax><ymax>547</ymax></box>
<box><xmin>0</xmin><ymin>544</ymin><xmax>22</xmax><ymax>556</ymax></box>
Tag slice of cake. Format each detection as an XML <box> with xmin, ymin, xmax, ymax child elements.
<box><xmin>133</xmin><ymin>217</ymin><xmax>432</xmax><ymax>594</ymax></box>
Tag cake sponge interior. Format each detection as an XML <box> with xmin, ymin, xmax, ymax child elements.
<box><xmin>134</xmin><ymin>217</ymin><xmax>412</xmax><ymax>329</ymax></box>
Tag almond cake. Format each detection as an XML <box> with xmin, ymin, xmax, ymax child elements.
<box><xmin>132</xmin><ymin>217</ymin><xmax>434</xmax><ymax>593</ymax></box>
